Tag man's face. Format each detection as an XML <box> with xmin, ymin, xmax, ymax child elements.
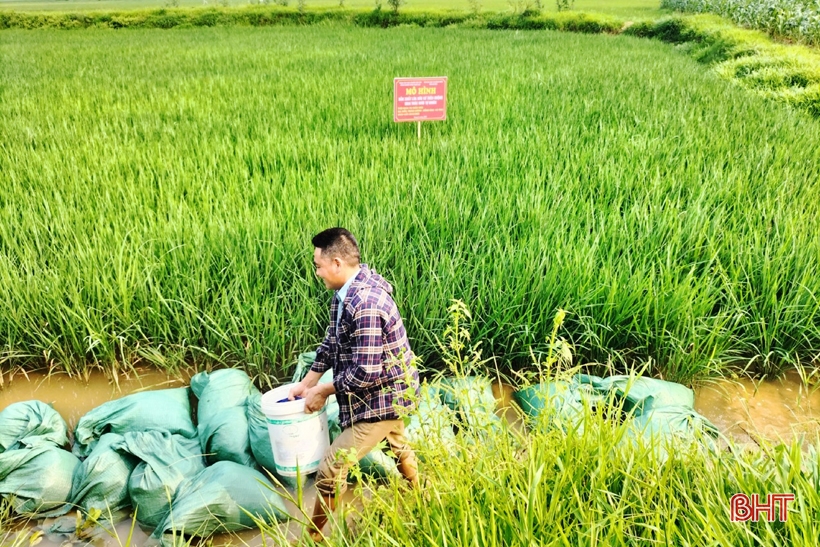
<box><xmin>313</xmin><ymin>247</ymin><xmax>343</xmax><ymax>290</ymax></box>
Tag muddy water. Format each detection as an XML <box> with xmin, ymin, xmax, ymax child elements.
<box><xmin>693</xmin><ymin>370</ymin><xmax>820</xmax><ymax>447</ymax></box>
<box><xmin>1</xmin><ymin>369</ymin><xmax>819</xmax><ymax>545</ymax></box>
<box><xmin>0</xmin><ymin>367</ymin><xmax>193</xmax><ymax>436</ymax></box>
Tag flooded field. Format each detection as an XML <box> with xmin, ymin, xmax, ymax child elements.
<box><xmin>2</xmin><ymin>368</ymin><xmax>819</xmax><ymax>546</ymax></box>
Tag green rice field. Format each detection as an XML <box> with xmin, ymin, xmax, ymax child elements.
<box><xmin>1</xmin><ymin>24</ymin><xmax>820</xmax><ymax>383</ymax></box>
<box><xmin>3</xmin><ymin>15</ymin><xmax>820</xmax><ymax>547</ymax></box>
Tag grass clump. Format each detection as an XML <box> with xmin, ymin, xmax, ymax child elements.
<box><xmin>0</xmin><ymin>6</ymin><xmax>352</xmax><ymax>29</ymax></box>
<box><xmin>626</xmin><ymin>14</ymin><xmax>820</xmax><ymax>117</ymax></box>
<box><xmin>0</xmin><ymin>498</ymin><xmax>35</xmax><ymax>547</ymax></box>
<box><xmin>484</xmin><ymin>9</ymin><xmax>621</xmax><ymax>31</ymax></box>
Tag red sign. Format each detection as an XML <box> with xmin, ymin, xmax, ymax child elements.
<box><xmin>394</xmin><ymin>77</ymin><xmax>447</xmax><ymax>122</ymax></box>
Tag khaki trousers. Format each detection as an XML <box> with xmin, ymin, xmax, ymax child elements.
<box><xmin>314</xmin><ymin>418</ymin><xmax>417</xmax><ymax>496</ymax></box>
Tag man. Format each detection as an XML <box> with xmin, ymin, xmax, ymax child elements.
<box><xmin>288</xmin><ymin>227</ymin><xmax>420</xmax><ymax>542</ymax></box>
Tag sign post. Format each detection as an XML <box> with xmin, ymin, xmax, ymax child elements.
<box><xmin>393</xmin><ymin>77</ymin><xmax>448</xmax><ymax>142</ymax></box>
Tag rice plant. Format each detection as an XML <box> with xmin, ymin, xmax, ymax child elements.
<box><xmin>1</xmin><ymin>25</ymin><xmax>819</xmax><ymax>382</ymax></box>
<box><xmin>0</xmin><ymin>498</ymin><xmax>34</xmax><ymax>547</ymax></box>
<box><xmin>324</xmin><ymin>417</ymin><xmax>820</xmax><ymax>546</ymax></box>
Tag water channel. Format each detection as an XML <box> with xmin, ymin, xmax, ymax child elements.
<box><xmin>1</xmin><ymin>366</ymin><xmax>818</xmax><ymax>546</ymax></box>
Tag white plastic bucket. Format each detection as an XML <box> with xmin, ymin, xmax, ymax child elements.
<box><xmin>260</xmin><ymin>384</ymin><xmax>330</xmax><ymax>477</ymax></box>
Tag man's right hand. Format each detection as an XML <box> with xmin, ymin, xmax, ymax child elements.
<box><xmin>303</xmin><ymin>385</ymin><xmax>330</xmax><ymax>414</ymax></box>
<box><xmin>289</xmin><ymin>370</ymin><xmax>324</xmax><ymax>401</ymax></box>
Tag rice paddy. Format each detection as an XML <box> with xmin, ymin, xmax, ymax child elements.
<box><xmin>1</xmin><ymin>23</ymin><xmax>820</xmax><ymax>383</ymax></box>
<box><xmin>2</xmin><ymin>7</ymin><xmax>820</xmax><ymax>546</ymax></box>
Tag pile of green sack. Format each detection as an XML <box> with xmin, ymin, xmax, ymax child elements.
<box><xmin>395</xmin><ymin>369</ymin><xmax>720</xmax><ymax>461</ymax></box>
<box><xmin>0</xmin><ymin>357</ymin><xmax>465</xmax><ymax>544</ymax></box>
<box><xmin>513</xmin><ymin>373</ymin><xmax>720</xmax><ymax>458</ymax></box>
<box><xmin>0</xmin><ymin>356</ymin><xmax>456</xmax><ymax>545</ymax></box>
<box><xmin>0</xmin><ymin>372</ymin><xmax>289</xmax><ymax>546</ymax></box>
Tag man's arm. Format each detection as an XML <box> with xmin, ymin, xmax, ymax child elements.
<box><xmin>288</xmin><ymin>322</ymin><xmax>333</xmax><ymax>400</ymax></box>
<box><xmin>304</xmin><ymin>380</ymin><xmax>335</xmax><ymax>413</ymax></box>
<box><xmin>294</xmin><ymin>369</ymin><xmax>323</xmax><ymax>391</ymax></box>
<box><xmin>310</xmin><ymin>325</ymin><xmax>334</xmax><ymax>375</ymax></box>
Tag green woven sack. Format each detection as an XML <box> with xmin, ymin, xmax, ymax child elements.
<box><xmin>190</xmin><ymin>369</ymin><xmax>257</xmax><ymax>467</ymax></box>
<box><xmin>0</xmin><ymin>446</ymin><xmax>80</xmax><ymax>516</ymax></box>
<box><xmin>115</xmin><ymin>430</ymin><xmax>206</xmax><ymax>527</ymax></box>
<box><xmin>289</xmin><ymin>351</ymin><xmax>318</xmax><ymax>383</ymax></box>
<box><xmin>438</xmin><ymin>376</ymin><xmax>502</xmax><ymax>431</ymax></box>
<box><xmin>73</xmin><ymin>388</ymin><xmax>197</xmax><ymax>458</ymax></box>
<box><xmin>246</xmin><ymin>390</ymin><xmax>277</xmax><ymax>473</ymax></box>
<box><xmin>0</xmin><ymin>400</ymin><xmax>69</xmax><ymax>452</ymax></box>
<box><xmin>152</xmin><ymin>461</ymin><xmax>289</xmax><ymax>545</ymax></box>
<box><xmin>623</xmin><ymin>405</ymin><xmax>720</xmax><ymax>461</ymax></box>
<box><xmin>513</xmin><ymin>379</ymin><xmax>604</xmax><ymax>433</ymax></box>
<box><xmin>629</xmin><ymin>406</ymin><xmax>719</xmax><ymax>441</ymax></box>
<box><xmin>405</xmin><ymin>383</ymin><xmax>457</xmax><ymax>449</ymax></box>
<box><xmin>577</xmin><ymin>374</ymin><xmax>695</xmax><ymax>413</ymax></box>
<box><xmin>66</xmin><ymin>433</ymin><xmax>140</xmax><ymax>514</ymax></box>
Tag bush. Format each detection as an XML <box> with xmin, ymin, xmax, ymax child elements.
<box><xmin>0</xmin><ymin>6</ymin><xmax>618</xmax><ymax>32</ymax></box>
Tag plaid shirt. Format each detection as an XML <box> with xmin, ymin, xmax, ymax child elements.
<box><xmin>311</xmin><ymin>265</ymin><xmax>420</xmax><ymax>430</ymax></box>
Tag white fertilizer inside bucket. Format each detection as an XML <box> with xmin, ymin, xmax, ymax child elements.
<box><xmin>260</xmin><ymin>384</ymin><xmax>330</xmax><ymax>477</ymax></box>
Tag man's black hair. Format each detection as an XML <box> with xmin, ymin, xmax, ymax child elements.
<box><xmin>312</xmin><ymin>227</ymin><xmax>361</xmax><ymax>265</ymax></box>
